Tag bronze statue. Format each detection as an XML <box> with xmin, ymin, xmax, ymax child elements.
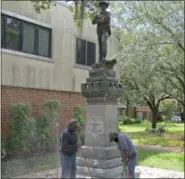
<box><xmin>92</xmin><ymin>1</ymin><xmax>111</xmax><ymax>64</ymax></box>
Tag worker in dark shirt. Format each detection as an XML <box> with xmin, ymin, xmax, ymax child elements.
<box><xmin>59</xmin><ymin>119</ymin><xmax>80</xmax><ymax>178</ymax></box>
<box><xmin>109</xmin><ymin>132</ymin><xmax>137</xmax><ymax>178</ymax></box>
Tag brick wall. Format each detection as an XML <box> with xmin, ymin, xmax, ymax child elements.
<box><xmin>135</xmin><ymin>105</ymin><xmax>151</xmax><ymax>120</ymax></box>
<box><xmin>1</xmin><ymin>85</ymin><xmax>86</xmax><ymax>136</ymax></box>
<box><xmin>127</xmin><ymin>107</ymin><xmax>136</xmax><ymax>118</ymax></box>
<box><xmin>136</xmin><ymin>105</ymin><xmax>150</xmax><ymax>112</ymax></box>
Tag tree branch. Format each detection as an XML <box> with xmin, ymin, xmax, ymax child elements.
<box><xmin>158</xmin><ymin>93</ymin><xmax>173</xmax><ymax>102</ymax></box>
<box><xmin>164</xmin><ymin>89</ymin><xmax>184</xmax><ymax>106</ymax></box>
<box><xmin>143</xmin><ymin>6</ymin><xmax>185</xmax><ymax>52</ymax></box>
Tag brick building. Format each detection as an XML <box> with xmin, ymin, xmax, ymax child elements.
<box><xmin>118</xmin><ymin>104</ymin><xmax>152</xmax><ymax>121</ymax></box>
<box><xmin>1</xmin><ymin>1</ymin><xmax>120</xmax><ymax>135</ymax></box>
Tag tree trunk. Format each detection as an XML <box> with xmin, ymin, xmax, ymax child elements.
<box><xmin>151</xmin><ymin>107</ymin><xmax>159</xmax><ymax>129</ymax></box>
<box><xmin>125</xmin><ymin>99</ymin><xmax>130</xmax><ymax>116</ymax></box>
<box><xmin>181</xmin><ymin>108</ymin><xmax>185</xmax><ymax>122</ymax></box>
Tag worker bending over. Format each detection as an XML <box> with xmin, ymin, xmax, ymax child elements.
<box><xmin>109</xmin><ymin>132</ymin><xmax>137</xmax><ymax>178</ymax></box>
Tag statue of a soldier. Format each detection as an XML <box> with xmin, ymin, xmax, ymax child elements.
<box><xmin>92</xmin><ymin>1</ymin><xmax>111</xmax><ymax>64</ymax></box>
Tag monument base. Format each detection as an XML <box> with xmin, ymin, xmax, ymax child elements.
<box><xmin>76</xmin><ymin>145</ymin><xmax>122</xmax><ymax>178</ymax></box>
<box><xmin>77</xmin><ymin>145</ymin><xmax>140</xmax><ymax>178</ymax></box>
<box><xmin>77</xmin><ymin>164</ymin><xmax>123</xmax><ymax>178</ymax></box>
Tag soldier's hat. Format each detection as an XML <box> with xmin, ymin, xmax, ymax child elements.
<box><xmin>99</xmin><ymin>1</ymin><xmax>109</xmax><ymax>9</ymax></box>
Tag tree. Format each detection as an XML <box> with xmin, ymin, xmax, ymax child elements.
<box><xmin>119</xmin><ymin>35</ymin><xmax>172</xmax><ymax>128</ymax></box>
<box><xmin>110</xmin><ymin>1</ymin><xmax>183</xmax><ymax>127</ymax></box>
<box><xmin>158</xmin><ymin>44</ymin><xmax>184</xmax><ymax>121</ymax></box>
<box><xmin>160</xmin><ymin>99</ymin><xmax>178</xmax><ymax>120</ymax></box>
<box><xmin>119</xmin><ymin>91</ymin><xmax>141</xmax><ymax>116</ymax></box>
<box><xmin>119</xmin><ymin>61</ymin><xmax>146</xmax><ymax>116</ymax></box>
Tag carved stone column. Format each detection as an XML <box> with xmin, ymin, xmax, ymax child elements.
<box><xmin>76</xmin><ymin>63</ymin><xmax>123</xmax><ymax>178</ymax></box>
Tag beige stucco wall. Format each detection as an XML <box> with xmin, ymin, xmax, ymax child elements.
<box><xmin>1</xmin><ymin>1</ymin><xmax>120</xmax><ymax>93</ymax></box>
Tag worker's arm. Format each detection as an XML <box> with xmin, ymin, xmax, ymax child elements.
<box><xmin>119</xmin><ymin>136</ymin><xmax>129</xmax><ymax>162</ymax></box>
<box><xmin>62</xmin><ymin>133</ymin><xmax>77</xmax><ymax>153</ymax></box>
<box><xmin>120</xmin><ymin>149</ymin><xmax>129</xmax><ymax>162</ymax></box>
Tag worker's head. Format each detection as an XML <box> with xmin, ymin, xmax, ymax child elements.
<box><xmin>109</xmin><ymin>132</ymin><xmax>118</xmax><ymax>143</ymax></box>
<box><xmin>99</xmin><ymin>1</ymin><xmax>109</xmax><ymax>11</ymax></box>
<box><xmin>68</xmin><ymin>119</ymin><xmax>79</xmax><ymax>132</ymax></box>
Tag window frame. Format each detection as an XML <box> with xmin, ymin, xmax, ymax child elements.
<box><xmin>1</xmin><ymin>13</ymin><xmax>52</xmax><ymax>58</ymax></box>
<box><xmin>76</xmin><ymin>37</ymin><xmax>96</xmax><ymax>67</ymax></box>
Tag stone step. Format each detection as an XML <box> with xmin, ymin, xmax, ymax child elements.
<box><xmin>77</xmin><ymin>165</ymin><xmax>123</xmax><ymax>178</ymax></box>
<box><xmin>77</xmin><ymin>156</ymin><xmax>122</xmax><ymax>169</ymax></box>
<box><xmin>76</xmin><ymin>175</ymin><xmax>92</xmax><ymax>178</ymax></box>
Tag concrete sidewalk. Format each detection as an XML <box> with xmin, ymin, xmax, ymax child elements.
<box><xmin>15</xmin><ymin>165</ymin><xmax>184</xmax><ymax>178</ymax></box>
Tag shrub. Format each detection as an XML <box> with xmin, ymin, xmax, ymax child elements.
<box><xmin>6</xmin><ymin>103</ymin><xmax>37</xmax><ymax>157</ymax></box>
<box><xmin>118</xmin><ymin>115</ymin><xmax>142</xmax><ymax>125</ymax></box>
<box><xmin>72</xmin><ymin>105</ymin><xmax>85</xmax><ymax>145</ymax></box>
<box><xmin>157</xmin><ymin>126</ymin><xmax>166</xmax><ymax>133</ymax></box>
<box><xmin>72</xmin><ymin>105</ymin><xmax>85</xmax><ymax>127</ymax></box>
<box><xmin>145</xmin><ymin>126</ymin><xmax>166</xmax><ymax>134</ymax></box>
<box><xmin>41</xmin><ymin>99</ymin><xmax>61</xmax><ymax>121</ymax></box>
<box><xmin>135</xmin><ymin>118</ymin><xmax>142</xmax><ymax>124</ymax></box>
<box><xmin>41</xmin><ymin>99</ymin><xmax>61</xmax><ymax>111</ymax></box>
<box><xmin>34</xmin><ymin>99</ymin><xmax>61</xmax><ymax>152</ymax></box>
<box><xmin>5</xmin><ymin>100</ymin><xmax>61</xmax><ymax>158</ymax></box>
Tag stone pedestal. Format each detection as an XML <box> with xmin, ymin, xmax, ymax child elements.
<box><xmin>77</xmin><ymin>64</ymin><xmax>123</xmax><ymax>178</ymax></box>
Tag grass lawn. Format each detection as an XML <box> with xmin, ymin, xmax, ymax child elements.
<box><xmin>119</xmin><ymin>121</ymin><xmax>184</xmax><ymax>148</ymax></box>
<box><xmin>137</xmin><ymin>147</ymin><xmax>184</xmax><ymax>172</ymax></box>
<box><xmin>119</xmin><ymin>121</ymin><xmax>184</xmax><ymax>134</ymax></box>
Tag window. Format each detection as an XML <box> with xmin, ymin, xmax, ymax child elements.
<box><xmin>4</xmin><ymin>16</ymin><xmax>21</xmax><ymax>51</ymax></box>
<box><xmin>1</xmin><ymin>15</ymin><xmax>4</xmax><ymax>47</ymax></box>
<box><xmin>38</xmin><ymin>28</ymin><xmax>51</xmax><ymax>57</ymax></box>
<box><xmin>76</xmin><ymin>38</ymin><xmax>96</xmax><ymax>66</ymax></box>
<box><xmin>22</xmin><ymin>22</ymin><xmax>35</xmax><ymax>54</ymax></box>
<box><xmin>1</xmin><ymin>14</ymin><xmax>52</xmax><ymax>58</ymax></box>
<box><xmin>87</xmin><ymin>41</ymin><xmax>96</xmax><ymax>66</ymax></box>
<box><xmin>137</xmin><ymin>112</ymin><xmax>143</xmax><ymax>119</ymax></box>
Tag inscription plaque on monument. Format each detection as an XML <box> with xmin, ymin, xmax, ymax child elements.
<box><xmin>87</xmin><ymin>116</ymin><xmax>103</xmax><ymax>139</ymax></box>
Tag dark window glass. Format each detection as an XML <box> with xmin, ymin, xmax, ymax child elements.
<box><xmin>5</xmin><ymin>16</ymin><xmax>20</xmax><ymax>50</ymax></box>
<box><xmin>76</xmin><ymin>38</ymin><xmax>86</xmax><ymax>65</ymax></box>
<box><xmin>22</xmin><ymin>23</ymin><xmax>35</xmax><ymax>54</ymax></box>
<box><xmin>76</xmin><ymin>38</ymin><xmax>96</xmax><ymax>66</ymax></box>
<box><xmin>1</xmin><ymin>15</ymin><xmax>4</xmax><ymax>47</ymax></box>
<box><xmin>38</xmin><ymin>28</ymin><xmax>50</xmax><ymax>57</ymax></box>
<box><xmin>87</xmin><ymin>41</ymin><xmax>96</xmax><ymax>66</ymax></box>
<box><xmin>1</xmin><ymin>14</ymin><xmax>52</xmax><ymax>58</ymax></box>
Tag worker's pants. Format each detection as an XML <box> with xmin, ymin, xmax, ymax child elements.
<box><xmin>128</xmin><ymin>154</ymin><xmax>137</xmax><ymax>178</ymax></box>
<box><xmin>60</xmin><ymin>154</ymin><xmax>76</xmax><ymax>178</ymax></box>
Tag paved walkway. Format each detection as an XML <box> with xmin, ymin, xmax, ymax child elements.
<box><xmin>136</xmin><ymin>166</ymin><xmax>184</xmax><ymax>178</ymax></box>
<box><xmin>15</xmin><ymin>166</ymin><xmax>184</xmax><ymax>178</ymax></box>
